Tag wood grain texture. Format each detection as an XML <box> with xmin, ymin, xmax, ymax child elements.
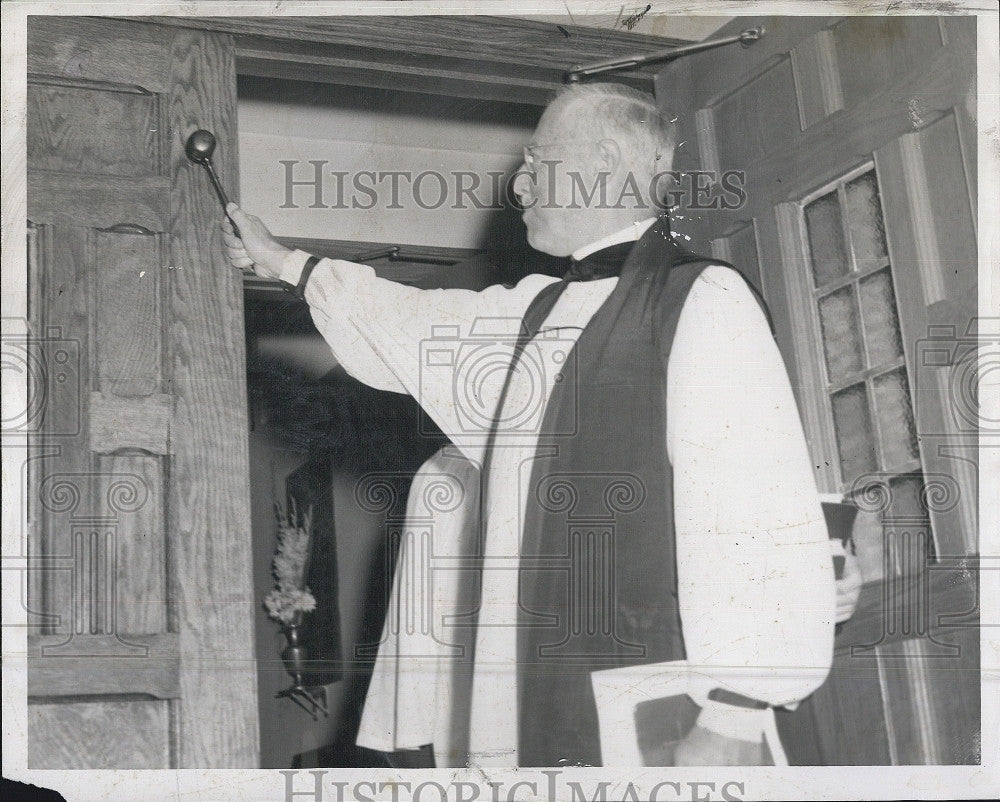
<box><xmin>27</xmin><ymin>171</ymin><xmax>170</xmax><ymax>232</ymax></box>
<box><xmin>35</xmin><ymin>224</ymin><xmax>94</xmax><ymax>637</ymax></box>
<box><xmin>131</xmin><ymin>14</ymin><xmax>690</xmax><ymax>103</ymax></box>
<box><xmin>94</xmin><ymin>230</ymin><xmax>163</xmax><ymax>396</ymax></box>
<box><xmin>234</xmin><ymin>34</ymin><xmax>581</xmax><ymax>107</ymax></box>
<box><xmin>879</xmin><ymin>627</ymin><xmax>981</xmax><ymax>764</ymax></box>
<box><xmin>143</xmin><ymin>14</ymin><xmax>687</xmax><ymax>74</ymax></box>
<box><xmin>97</xmin><ymin>454</ymin><xmax>168</xmax><ymax>634</ymax></box>
<box><xmin>237</xmin><ymin>48</ymin><xmax>566</xmax><ymax>107</ymax></box>
<box><xmin>28</xmin><ymin>81</ymin><xmax>161</xmax><ymax>177</ymax></box>
<box><xmin>29</xmin><ymin>698</ymin><xmax>171</xmax><ymax>769</ymax></box>
<box><xmin>28</xmin><ymin>16</ymin><xmax>172</xmax><ymax>94</ymax></box>
<box><xmin>28</xmin><ymin>633</ymin><xmax>180</xmax><ymax>699</ymax></box>
<box><xmin>89</xmin><ymin>392</ymin><xmax>173</xmax><ymax>455</ymax></box>
<box><xmin>28</xmin><ymin>17</ymin><xmax>258</xmax><ymax>769</ymax></box>
<box><xmin>164</xmin><ymin>26</ymin><xmax>259</xmax><ymax>768</ymax></box>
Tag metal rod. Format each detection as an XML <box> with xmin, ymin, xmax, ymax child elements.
<box><xmin>203</xmin><ymin>161</ymin><xmax>231</xmax><ymax>212</ymax></box>
<box><xmin>353</xmin><ymin>246</ymin><xmax>400</xmax><ymax>262</ymax></box>
<box><xmin>564</xmin><ymin>27</ymin><xmax>765</xmax><ymax>82</ymax></box>
<box><xmin>353</xmin><ymin>246</ymin><xmax>460</xmax><ymax>266</ymax></box>
<box><xmin>202</xmin><ymin>162</ymin><xmax>241</xmax><ymax>238</ymax></box>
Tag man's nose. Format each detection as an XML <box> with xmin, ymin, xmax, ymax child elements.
<box><xmin>512</xmin><ymin>168</ymin><xmax>535</xmax><ymax>206</ymax></box>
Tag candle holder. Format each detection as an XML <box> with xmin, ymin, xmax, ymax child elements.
<box><xmin>276</xmin><ymin>613</ymin><xmax>329</xmax><ymax>720</ymax></box>
<box><xmin>264</xmin><ymin>500</ymin><xmax>328</xmax><ymax>719</ymax></box>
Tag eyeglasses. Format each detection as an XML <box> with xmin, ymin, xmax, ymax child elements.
<box><xmin>522</xmin><ymin>139</ymin><xmax>595</xmax><ymax>174</ymax></box>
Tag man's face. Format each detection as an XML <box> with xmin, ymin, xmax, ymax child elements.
<box><xmin>514</xmin><ymin>100</ymin><xmax>601</xmax><ymax>257</ymax></box>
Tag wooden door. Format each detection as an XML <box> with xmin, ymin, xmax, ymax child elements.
<box><xmin>657</xmin><ymin>16</ymin><xmax>979</xmax><ymax>764</ymax></box>
<box><xmin>25</xmin><ymin>16</ymin><xmax>259</xmax><ymax>768</ymax></box>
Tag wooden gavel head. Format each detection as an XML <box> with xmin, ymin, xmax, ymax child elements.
<box><xmin>184</xmin><ymin>129</ymin><xmax>217</xmax><ymax>166</ymax></box>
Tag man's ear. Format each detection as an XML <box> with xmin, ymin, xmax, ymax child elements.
<box><xmin>595</xmin><ymin>138</ymin><xmax>622</xmax><ymax>174</ymax></box>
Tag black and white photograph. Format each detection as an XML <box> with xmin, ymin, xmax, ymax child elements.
<box><xmin>2</xmin><ymin>2</ymin><xmax>997</xmax><ymax>800</ymax></box>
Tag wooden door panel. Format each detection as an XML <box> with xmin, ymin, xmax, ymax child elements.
<box><xmin>27</xmin><ymin>16</ymin><xmax>174</xmax><ymax>95</ymax></box>
<box><xmin>27</xmin><ymin>17</ymin><xmax>257</xmax><ymax>769</ymax></box>
<box><xmin>28</xmin><ymin>172</ymin><xmax>171</xmax><ymax>232</ymax></box>
<box><xmin>831</xmin><ymin>17</ymin><xmax>946</xmax><ymax>108</ymax></box>
<box><xmin>29</xmin><ymin>699</ymin><xmax>172</xmax><ymax>770</ymax></box>
<box><xmin>710</xmin><ymin>57</ymin><xmax>799</xmax><ymax>170</ymax></box>
<box><xmin>92</xmin><ymin>228</ymin><xmax>165</xmax><ymax>397</ymax></box>
<box><xmin>97</xmin><ymin>453</ymin><xmax>168</xmax><ymax>634</ymax></box>
<box><xmin>27</xmin><ymin>79</ymin><xmax>165</xmax><ymax>177</ymax></box>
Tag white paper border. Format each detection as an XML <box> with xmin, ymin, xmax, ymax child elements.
<box><xmin>2</xmin><ymin>2</ymin><xmax>997</xmax><ymax>800</ymax></box>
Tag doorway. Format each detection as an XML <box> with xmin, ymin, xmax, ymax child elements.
<box><xmin>236</xmin><ymin>74</ymin><xmax>548</xmax><ymax>767</ymax></box>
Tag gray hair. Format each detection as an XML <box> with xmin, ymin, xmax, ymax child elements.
<box><xmin>549</xmin><ymin>82</ymin><xmax>677</xmax><ymax>169</ymax></box>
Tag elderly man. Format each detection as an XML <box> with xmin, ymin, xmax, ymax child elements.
<box><xmin>223</xmin><ymin>82</ymin><xmax>836</xmax><ymax>767</ymax></box>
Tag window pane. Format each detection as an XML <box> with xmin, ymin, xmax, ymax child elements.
<box><xmin>805</xmin><ymin>191</ymin><xmax>849</xmax><ymax>286</ymax></box>
<box><xmin>845</xmin><ymin>170</ymin><xmax>888</xmax><ymax>270</ymax></box>
<box><xmin>859</xmin><ymin>268</ymin><xmax>904</xmax><ymax>367</ymax></box>
<box><xmin>887</xmin><ymin>473</ymin><xmax>931</xmax><ymax>520</ymax></box>
<box><xmin>885</xmin><ymin>473</ymin><xmax>934</xmax><ymax>570</ymax></box>
<box><xmin>873</xmin><ymin>368</ymin><xmax>920</xmax><ymax>468</ymax></box>
<box><xmin>818</xmin><ymin>286</ymin><xmax>864</xmax><ymax>382</ymax></box>
<box><xmin>831</xmin><ymin>383</ymin><xmax>877</xmax><ymax>480</ymax></box>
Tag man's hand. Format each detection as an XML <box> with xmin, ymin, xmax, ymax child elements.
<box><xmin>671</xmin><ymin>725</ymin><xmax>765</xmax><ymax>766</ymax></box>
<box><xmin>220</xmin><ymin>203</ymin><xmax>292</xmax><ymax>280</ymax></box>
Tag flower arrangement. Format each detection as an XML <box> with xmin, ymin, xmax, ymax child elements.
<box><xmin>263</xmin><ymin>499</ymin><xmax>317</xmax><ymax>626</ymax></box>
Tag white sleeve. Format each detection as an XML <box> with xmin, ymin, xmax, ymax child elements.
<box><xmin>667</xmin><ymin>266</ymin><xmax>836</xmax><ymax>722</ymax></box>
<box><xmin>279</xmin><ymin>249</ymin><xmax>560</xmax><ymax>461</ymax></box>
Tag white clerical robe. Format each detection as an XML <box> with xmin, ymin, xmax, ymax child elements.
<box><xmin>282</xmin><ymin>221</ymin><xmax>836</xmax><ymax>766</ymax></box>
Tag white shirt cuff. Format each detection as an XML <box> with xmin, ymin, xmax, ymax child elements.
<box><xmin>279</xmin><ymin>249</ymin><xmax>313</xmax><ymax>287</ymax></box>
<box><xmin>695</xmin><ymin>702</ymin><xmax>768</xmax><ymax>743</ymax></box>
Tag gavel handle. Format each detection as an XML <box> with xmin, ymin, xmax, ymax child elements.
<box><xmin>203</xmin><ymin>161</ymin><xmax>241</xmax><ymax>237</ymax></box>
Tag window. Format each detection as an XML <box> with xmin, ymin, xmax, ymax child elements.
<box><xmin>800</xmin><ymin>166</ymin><xmax>931</xmax><ymax>551</ymax></box>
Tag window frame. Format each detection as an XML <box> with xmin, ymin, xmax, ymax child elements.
<box><xmin>801</xmin><ymin>162</ymin><xmax>923</xmax><ymax>487</ymax></box>
<box><xmin>777</xmin><ymin>160</ymin><xmax>926</xmax><ymax>499</ymax></box>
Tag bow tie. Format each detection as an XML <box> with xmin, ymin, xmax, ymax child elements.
<box><xmin>565</xmin><ymin>240</ymin><xmax>636</xmax><ymax>282</ymax></box>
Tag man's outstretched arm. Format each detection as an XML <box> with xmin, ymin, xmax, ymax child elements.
<box><xmin>221</xmin><ymin>203</ymin><xmax>559</xmax><ymax>460</ymax></box>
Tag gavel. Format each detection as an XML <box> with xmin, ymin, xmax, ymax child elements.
<box><xmin>184</xmin><ymin>129</ymin><xmax>240</xmax><ymax>237</ymax></box>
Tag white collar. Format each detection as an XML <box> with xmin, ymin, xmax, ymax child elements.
<box><xmin>571</xmin><ymin>218</ymin><xmax>658</xmax><ymax>262</ymax></box>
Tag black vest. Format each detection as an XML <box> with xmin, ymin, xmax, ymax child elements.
<box><xmin>505</xmin><ymin>219</ymin><xmax>748</xmax><ymax>766</ymax></box>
